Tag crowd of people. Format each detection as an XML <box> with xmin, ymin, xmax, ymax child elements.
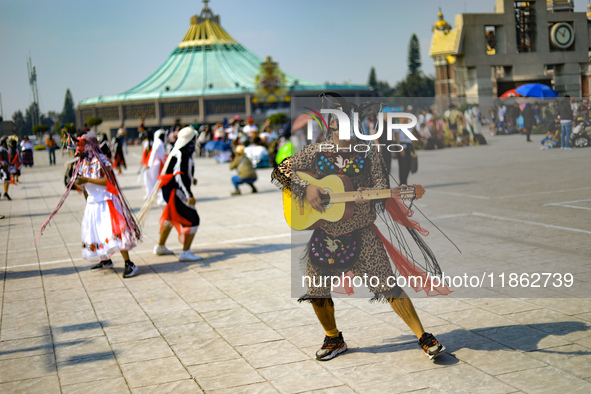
<box><xmin>490</xmin><ymin>96</ymin><xmax>589</xmax><ymax>149</ymax></box>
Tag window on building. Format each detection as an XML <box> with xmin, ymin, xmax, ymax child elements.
<box><xmin>485</xmin><ymin>26</ymin><xmax>496</xmax><ymax>55</ymax></box>
<box><xmin>514</xmin><ymin>1</ymin><xmax>536</xmax><ymax>53</ymax></box>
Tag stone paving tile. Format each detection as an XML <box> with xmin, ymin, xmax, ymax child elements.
<box><xmin>497</xmin><ymin>366</ymin><xmax>591</xmax><ymax>393</ymax></box>
<box><xmin>216</xmin><ymin>322</ymin><xmax>283</xmax><ymax>347</ymax></box>
<box><xmin>454</xmin><ymin>346</ymin><xmax>545</xmax><ymax>376</ymax></box>
<box><xmin>463</xmin><ymin>298</ymin><xmax>540</xmax><ymax>315</ymax></box>
<box><xmin>237</xmin><ymin>295</ymin><xmax>300</xmax><ymax>315</ymax></box>
<box><xmin>112</xmin><ymin>337</ymin><xmax>176</xmax><ymax>364</ymax></box>
<box><xmin>371</xmin><ymin>342</ymin><xmax>461</xmax><ymax>374</ymax></box>
<box><xmin>93</xmin><ymin>301</ymin><xmax>152</xmax><ymax>327</ymax></box>
<box><xmin>205</xmin><ymin>382</ymin><xmax>278</xmax><ymax>394</ymax></box>
<box><xmin>119</xmin><ymin>356</ymin><xmax>191</xmax><ymax>388</ymax></box>
<box><xmin>236</xmin><ymin>340</ymin><xmax>309</xmax><ymax>369</ymax></box>
<box><xmin>158</xmin><ymin>321</ymin><xmax>219</xmax><ymax>346</ymax></box>
<box><xmin>256</xmin><ymin>308</ymin><xmax>320</xmax><ymax>329</ymax></box>
<box><xmin>411</xmin><ymin>363</ymin><xmax>516</xmax><ymax>393</ymax></box>
<box><xmin>2</xmin><ymin>286</ymin><xmax>46</xmax><ymax>301</ymax></box>
<box><xmin>188</xmin><ymin>297</ymin><xmax>241</xmax><ymax>313</ymax></box>
<box><xmin>200</xmin><ymin>307</ymin><xmax>261</xmax><ymax>328</ymax></box>
<box><xmin>437</xmin><ymin>308</ymin><xmax>518</xmax><ymax>330</ymax></box>
<box><xmin>57</xmin><ymin>355</ymin><xmax>122</xmax><ymax>386</ymax></box>
<box><xmin>188</xmin><ymin>358</ymin><xmax>265</xmax><ymax>390</ymax></box>
<box><xmin>330</xmin><ymin>362</ymin><xmax>428</xmax><ymax>393</ymax></box>
<box><xmin>276</xmin><ymin>324</ymin><xmax>326</xmax><ymax>348</ymax></box>
<box><xmin>149</xmin><ymin>309</ymin><xmax>205</xmax><ymax>329</ymax></box>
<box><xmin>0</xmin><ymin>375</ymin><xmax>61</xmax><ymax>394</ymax></box>
<box><xmin>0</xmin><ymin>354</ymin><xmax>56</xmax><ymax>383</ymax></box>
<box><xmin>54</xmin><ymin>335</ymin><xmax>113</xmax><ymax>363</ymax></box>
<box><xmin>103</xmin><ymin>321</ymin><xmax>161</xmax><ymax>344</ymax></box>
<box><xmin>474</xmin><ymin>324</ymin><xmax>572</xmax><ymax>351</ymax></box>
<box><xmin>171</xmin><ymin>337</ymin><xmax>241</xmax><ymax>366</ymax></box>
<box><xmin>257</xmin><ymin>360</ymin><xmax>344</xmax><ymax>393</ymax></box>
<box><xmin>528</xmin><ymin>344</ymin><xmax>591</xmax><ymax>379</ymax></box>
<box><xmin>0</xmin><ymin>335</ymin><xmax>54</xmax><ymax>361</ymax></box>
<box><xmin>131</xmin><ymin>379</ymin><xmax>203</xmax><ymax>394</ymax></box>
<box><xmin>61</xmin><ymin>377</ymin><xmax>130</xmax><ymax>394</ymax></box>
<box><xmin>0</xmin><ymin>323</ymin><xmax>51</xmax><ymax>342</ymax></box>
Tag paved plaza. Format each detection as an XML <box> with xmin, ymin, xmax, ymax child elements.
<box><xmin>1</xmin><ymin>134</ymin><xmax>590</xmax><ymax>393</ymax></box>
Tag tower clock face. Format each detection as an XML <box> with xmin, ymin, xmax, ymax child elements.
<box><xmin>550</xmin><ymin>23</ymin><xmax>575</xmax><ymax>49</ymax></box>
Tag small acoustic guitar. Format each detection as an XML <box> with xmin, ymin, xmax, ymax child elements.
<box><xmin>284</xmin><ymin>171</ymin><xmax>424</xmax><ymax>231</ymax></box>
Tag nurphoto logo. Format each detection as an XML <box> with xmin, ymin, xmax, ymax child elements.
<box><xmin>306</xmin><ymin>109</ymin><xmax>418</xmax><ymax>152</ymax></box>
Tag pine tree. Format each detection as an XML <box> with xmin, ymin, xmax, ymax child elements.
<box><xmin>60</xmin><ymin>89</ymin><xmax>76</xmax><ymax>126</ymax></box>
<box><xmin>408</xmin><ymin>34</ymin><xmax>422</xmax><ymax>75</ymax></box>
<box><xmin>368</xmin><ymin>67</ymin><xmax>378</xmax><ymax>91</ymax></box>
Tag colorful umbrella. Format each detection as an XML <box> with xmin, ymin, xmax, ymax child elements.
<box><xmin>515</xmin><ymin>83</ymin><xmax>558</xmax><ymax>98</ymax></box>
<box><xmin>500</xmin><ymin>88</ymin><xmax>523</xmax><ymax>98</ymax></box>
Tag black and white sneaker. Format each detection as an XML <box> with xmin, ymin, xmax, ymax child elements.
<box><xmin>418</xmin><ymin>332</ymin><xmax>445</xmax><ymax>360</ymax></box>
<box><xmin>315</xmin><ymin>332</ymin><xmax>347</xmax><ymax>361</ymax></box>
<box><xmin>90</xmin><ymin>260</ymin><xmax>114</xmax><ymax>271</ymax></box>
<box><xmin>123</xmin><ymin>260</ymin><xmax>138</xmax><ymax>278</ymax></box>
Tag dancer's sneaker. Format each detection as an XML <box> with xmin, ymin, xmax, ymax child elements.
<box><xmin>315</xmin><ymin>332</ymin><xmax>347</xmax><ymax>361</ymax></box>
<box><xmin>154</xmin><ymin>245</ymin><xmax>174</xmax><ymax>255</ymax></box>
<box><xmin>178</xmin><ymin>250</ymin><xmax>203</xmax><ymax>262</ymax></box>
<box><xmin>123</xmin><ymin>261</ymin><xmax>138</xmax><ymax>278</ymax></box>
<box><xmin>90</xmin><ymin>260</ymin><xmax>114</xmax><ymax>271</ymax></box>
<box><xmin>418</xmin><ymin>332</ymin><xmax>445</xmax><ymax>360</ymax></box>
<box><xmin>4</xmin><ymin>193</ymin><xmax>11</xmax><ymax>201</ymax></box>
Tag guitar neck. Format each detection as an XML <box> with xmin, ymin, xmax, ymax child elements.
<box><xmin>328</xmin><ymin>189</ymin><xmax>393</xmax><ymax>204</ymax></box>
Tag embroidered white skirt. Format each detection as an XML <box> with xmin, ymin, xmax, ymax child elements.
<box><xmin>80</xmin><ymin>199</ymin><xmax>135</xmax><ymax>262</ymax></box>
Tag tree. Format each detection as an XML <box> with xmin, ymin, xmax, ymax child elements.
<box><xmin>12</xmin><ymin>110</ymin><xmax>25</xmax><ymax>136</ymax></box>
<box><xmin>366</xmin><ymin>67</ymin><xmax>396</xmax><ymax>97</ymax></box>
<box><xmin>86</xmin><ymin>116</ymin><xmax>103</xmax><ymax>131</ymax></box>
<box><xmin>33</xmin><ymin>124</ymin><xmax>49</xmax><ymax>136</ymax></box>
<box><xmin>408</xmin><ymin>34</ymin><xmax>422</xmax><ymax>75</ymax></box>
<box><xmin>24</xmin><ymin>102</ymin><xmax>40</xmax><ymax>135</ymax></box>
<box><xmin>393</xmin><ymin>35</ymin><xmax>435</xmax><ymax>100</ymax></box>
<box><xmin>60</xmin><ymin>89</ymin><xmax>76</xmax><ymax>126</ymax></box>
<box><xmin>368</xmin><ymin>67</ymin><xmax>378</xmax><ymax>91</ymax></box>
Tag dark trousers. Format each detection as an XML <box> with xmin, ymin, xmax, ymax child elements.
<box><xmin>48</xmin><ymin>148</ymin><xmax>56</xmax><ymax>165</ymax></box>
<box><xmin>398</xmin><ymin>145</ymin><xmax>413</xmax><ymax>185</ymax></box>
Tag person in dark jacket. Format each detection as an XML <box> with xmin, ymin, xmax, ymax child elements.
<box><xmin>521</xmin><ymin>103</ymin><xmax>536</xmax><ymax>142</ymax></box>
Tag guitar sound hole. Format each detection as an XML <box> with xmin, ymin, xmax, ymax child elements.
<box><xmin>320</xmin><ymin>194</ymin><xmax>331</xmax><ymax>207</ymax></box>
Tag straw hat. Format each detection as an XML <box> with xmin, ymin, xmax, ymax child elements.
<box><xmin>174</xmin><ymin>126</ymin><xmax>197</xmax><ymax>150</ymax></box>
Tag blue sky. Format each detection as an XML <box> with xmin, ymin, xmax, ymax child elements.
<box><xmin>0</xmin><ymin>0</ymin><xmax>588</xmax><ymax>118</ymax></box>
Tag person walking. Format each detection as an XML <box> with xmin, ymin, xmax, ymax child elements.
<box><xmin>153</xmin><ymin>126</ymin><xmax>203</xmax><ymax>262</ymax></box>
<box><xmin>558</xmin><ymin>96</ymin><xmax>574</xmax><ymax>149</ymax></box>
<box><xmin>46</xmin><ymin>132</ymin><xmax>58</xmax><ymax>165</ymax></box>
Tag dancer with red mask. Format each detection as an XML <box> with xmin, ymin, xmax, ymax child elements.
<box><xmin>37</xmin><ymin>132</ymin><xmax>141</xmax><ymax>278</ymax></box>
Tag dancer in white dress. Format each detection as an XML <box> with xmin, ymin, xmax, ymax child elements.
<box><xmin>145</xmin><ymin>129</ymin><xmax>167</xmax><ymax>206</ymax></box>
<box><xmin>37</xmin><ymin>132</ymin><xmax>142</xmax><ymax>278</ymax></box>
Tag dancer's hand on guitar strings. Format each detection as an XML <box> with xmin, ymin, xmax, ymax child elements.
<box><xmin>355</xmin><ymin>187</ymin><xmax>370</xmax><ymax>205</ymax></box>
<box><xmin>306</xmin><ymin>184</ymin><xmax>327</xmax><ymax>213</ymax></box>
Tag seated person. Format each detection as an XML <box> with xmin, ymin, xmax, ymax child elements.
<box><xmin>541</xmin><ymin>118</ymin><xmax>561</xmax><ymax>149</ymax></box>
